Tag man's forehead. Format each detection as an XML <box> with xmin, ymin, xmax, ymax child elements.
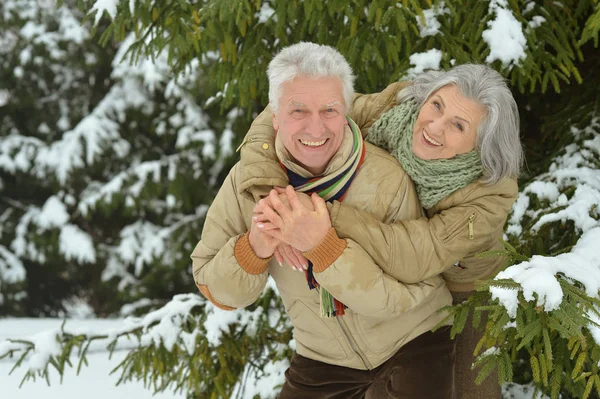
<box><xmin>286</xmin><ymin>100</ymin><xmax>343</xmax><ymax>108</ymax></box>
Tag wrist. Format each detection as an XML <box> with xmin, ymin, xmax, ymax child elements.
<box><xmin>248</xmin><ymin>230</ymin><xmax>274</xmax><ymax>258</ymax></box>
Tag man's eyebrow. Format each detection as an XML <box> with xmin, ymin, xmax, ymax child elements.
<box><xmin>323</xmin><ymin>101</ymin><xmax>342</xmax><ymax>108</ymax></box>
<box><xmin>288</xmin><ymin>101</ymin><xmax>307</xmax><ymax>107</ymax></box>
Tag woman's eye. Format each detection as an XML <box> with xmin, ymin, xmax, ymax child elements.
<box><xmin>455</xmin><ymin>123</ymin><xmax>464</xmax><ymax>131</ymax></box>
<box><xmin>432</xmin><ymin>101</ymin><xmax>441</xmax><ymax>110</ymax></box>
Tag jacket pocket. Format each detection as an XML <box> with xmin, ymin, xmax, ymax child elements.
<box><xmin>441</xmin><ymin>212</ymin><xmax>478</xmax><ymax>244</ymax></box>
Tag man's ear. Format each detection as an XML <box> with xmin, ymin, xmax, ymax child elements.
<box><xmin>272</xmin><ymin>111</ymin><xmax>279</xmax><ymax>131</ymax></box>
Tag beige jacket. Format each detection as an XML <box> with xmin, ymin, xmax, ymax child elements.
<box><xmin>192</xmin><ymin>138</ymin><xmax>452</xmax><ymax>370</ymax></box>
<box><xmin>237</xmin><ymin>82</ymin><xmax>517</xmax><ymax>293</ymax></box>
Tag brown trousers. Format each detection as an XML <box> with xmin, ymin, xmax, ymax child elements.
<box><xmin>278</xmin><ymin>326</ymin><xmax>455</xmax><ymax>399</ymax></box>
<box><xmin>451</xmin><ymin>291</ymin><xmax>502</xmax><ymax>399</ymax></box>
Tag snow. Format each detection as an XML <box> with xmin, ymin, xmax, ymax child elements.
<box><xmin>483</xmin><ymin>1</ymin><xmax>527</xmax><ymax>67</ymax></box>
<box><xmin>497</xmin><ymin>117</ymin><xmax>600</xmax><ymax>325</ymax></box>
<box><xmin>59</xmin><ymin>225</ymin><xmax>96</xmax><ymax>264</ymax></box>
<box><xmin>0</xmin><ymin>319</ymin><xmax>183</xmax><ymax>399</ymax></box>
<box><xmin>90</xmin><ymin>0</ymin><xmax>118</xmax><ymax>25</ymax></box>
<box><xmin>0</xmin><ymin>245</ymin><xmax>26</xmax><ymax>284</ymax></box>
<box><xmin>37</xmin><ymin>196</ymin><xmax>70</xmax><ymax>230</ymax></box>
<box><xmin>257</xmin><ymin>2</ymin><xmax>276</xmax><ymax>23</ymax></box>
<box><xmin>2</xmin><ymin>0</ymin><xmax>599</xmax><ymax>397</ymax></box>
<box><xmin>416</xmin><ymin>3</ymin><xmax>449</xmax><ymax>37</ymax></box>
<box><xmin>407</xmin><ymin>48</ymin><xmax>443</xmax><ymax>76</ymax></box>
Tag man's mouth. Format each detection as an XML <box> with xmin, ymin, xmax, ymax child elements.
<box><xmin>423</xmin><ymin>130</ymin><xmax>442</xmax><ymax>146</ymax></box>
<box><xmin>299</xmin><ymin>138</ymin><xmax>327</xmax><ymax>147</ymax></box>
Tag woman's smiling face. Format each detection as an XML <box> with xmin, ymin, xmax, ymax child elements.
<box><xmin>412</xmin><ymin>85</ymin><xmax>486</xmax><ymax>160</ymax></box>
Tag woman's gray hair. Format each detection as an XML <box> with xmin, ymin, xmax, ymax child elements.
<box><xmin>267</xmin><ymin>42</ymin><xmax>355</xmax><ymax>114</ymax></box>
<box><xmin>398</xmin><ymin>64</ymin><xmax>523</xmax><ymax>184</ymax></box>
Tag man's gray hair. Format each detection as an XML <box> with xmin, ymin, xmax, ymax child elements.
<box><xmin>398</xmin><ymin>64</ymin><xmax>523</xmax><ymax>184</ymax></box>
<box><xmin>267</xmin><ymin>42</ymin><xmax>355</xmax><ymax>114</ymax></box>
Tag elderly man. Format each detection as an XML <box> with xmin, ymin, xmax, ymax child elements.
<box><xmin>191</xmin><ymin>42</ymin><xmax>453</xmax><ymax>398</ymax></box>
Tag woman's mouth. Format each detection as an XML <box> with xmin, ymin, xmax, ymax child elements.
<box><xmin>422</xmin><ymin>130</ymin><xmax>442</xmax><ymax>147</ymax></box>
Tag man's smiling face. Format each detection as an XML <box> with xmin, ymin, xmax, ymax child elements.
<box><xmin>272</xmin><ymin>76</ymin><xmax>348</xmax><ymax>175</ymax></box>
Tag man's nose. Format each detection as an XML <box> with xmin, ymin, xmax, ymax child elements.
<box><xmin>306</xmin><ymin>114</ymin><xmax>326</xmax><ymax>137</ymax></box>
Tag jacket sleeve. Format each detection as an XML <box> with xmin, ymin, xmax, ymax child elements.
<box><xmin>310</xmin><ymin>168</ymin><xmax>442</xmax><ymax>318</ymax></box>
<box><xmin>349</xmin><ymin>81</ymin><xmax>409</xmax><ymax>135</ymax></box>
<box><xmin>313</xmin><ymin>238</ymin><xmax>444</xmax><ymax>318</ymax></box>
<box><xmin>237</xmin><ymin>107</ymin><xmax>287</xmax><ymax>201</ymax></box>
<box><xmin>327</xmin><ymin>179</ymin><xmax>518</xmax><ymax>286</ymax></box>
<box><xmin>191</xmin><ymin>164</ymin><xmax>269</xmax><ymax>309</ymax></box>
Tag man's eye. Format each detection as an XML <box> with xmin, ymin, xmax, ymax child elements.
<box><xmin>293</xmin><ymin>109</ymin><xmax>303</xmax><ymax>113</ymax></box>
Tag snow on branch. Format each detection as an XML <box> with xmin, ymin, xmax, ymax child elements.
<box><xmin>482</xmin><ymin>0</ymin><xmax>527</xmax><ymax>67</ymax></box>
<box><xmin>492</xmin><ymin>116</ymin><xmax>600</xmax><ymax>330</ymax></box>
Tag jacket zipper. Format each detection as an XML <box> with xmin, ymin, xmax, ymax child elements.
<box><xmin>336</xmin><ymin>317</ymin><xmax>373</xmax><ymax>370</ymax></box>
<box><xmin>468</xmin><ymin>213</ymin><xmax>475</xmax><ymax>240</ymax></box>
<box><xmin>315</xmin><ymin>287</ymin><xmax>372</xmax><ymax>369</ymax></box>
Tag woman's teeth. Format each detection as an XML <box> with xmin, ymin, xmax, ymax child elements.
<box><xmin>423</xmin><ymin>130</ymin><xmax>442</xmax><ymax>146</ymax></box>
<box><xmin>300</xmin><ymin>139</ymin><xmax>327</xmax><ymax>147</ymax></box>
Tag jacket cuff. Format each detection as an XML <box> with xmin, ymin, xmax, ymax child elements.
<box><xmin>234</xmin><ymin>232</ymin><xmax>271</xmax><ymax>275</ymax></box>
<box><xmin>304</xmin><ymin>228</ymin><xmax>347</xmax><ymax>273</ymax></box>
<box><xmin>196</xmin><ymin>283</ymin><xmax>236</xmax><ymax>311</ymax></box>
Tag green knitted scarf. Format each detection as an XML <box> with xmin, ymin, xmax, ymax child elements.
<box><xmin>367</xmin><ymin>100</ymin><xmax>483</xmax><ymax>209</ymax></box>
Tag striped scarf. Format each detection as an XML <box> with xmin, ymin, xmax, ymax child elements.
<box><xmin>282</xmin><ymin>117</ymin><xmax>365</xmax><ymax>317</ymax></box>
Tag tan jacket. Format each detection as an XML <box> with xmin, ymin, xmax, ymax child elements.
<box><xmin>192</xmin><ymin>140</ymin><xmax>452</xmax><ymax>370</ymax></box>
<box><xmin>237</xmin><ymin>82</ymin><xmax>517</xmax><ymax>293</ymax></box>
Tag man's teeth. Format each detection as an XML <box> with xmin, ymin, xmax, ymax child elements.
<box><xmin>423</xmin><ymin>130</ymin><xmax>442</xmax><ymax>146</ymax></box>
<box><xmin>300</xmin><ymin>139</ymin><xmax>327</xmax><ymax>147</ymax></box>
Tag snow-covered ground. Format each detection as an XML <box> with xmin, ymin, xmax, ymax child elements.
<box><xmin>0</xmin><ymin>318</ymin><xmax>546</xmax><ymax>399</ymax></box>
<box><xmin>0</xmin><ymin>318</ymin><xmax>183</xmax><ymax>399</ymax></box>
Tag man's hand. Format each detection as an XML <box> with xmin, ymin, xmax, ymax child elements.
<box><xmin>248</xmin><ymin>217</ymin><xmax>280</xmax><ymax>259</ymax></box>
<box><xmin>274</xmin><ymin>244</ymin><xmax>308</xmax><ymax>271</ymax></box>
<box><xmin>254</xmin><ymin>185</ymin><xmax>331</xmax><ymax>252</ymax></box>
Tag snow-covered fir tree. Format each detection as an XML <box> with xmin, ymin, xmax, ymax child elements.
<box><xmin>0</xmin><ymin>0</ymin><xmax>247</xmax><ymax>317</ymax></box>
<box><xmin>1</xmin><ymin>0</ymin><xmax>599</xmax><ymax>398</ymax></box>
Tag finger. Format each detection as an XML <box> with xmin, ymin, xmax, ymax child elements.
<box><xmin>282</xmin><ymin>245</ymin><xmax>302</xmax><ymax>271</ymax></box>
<box><xmin>269</xmin><ymin>190</ymin><xmax>293</xmax><ymax>221</ymax></box>
<box><xmin>286</xmin><ymin>186</ymin><xmax>305</xmax><ymax>212</ymax></box>
<box><xmin>254</xmin><ymin>198</ymin><xmax>270</xmax><ymax>214</ymax></box>
<box><xmin>312</xmin><ymin>192</ymin><xmax>328</xmax><ymax>215</ymax></box>
<box><xmin>252</xmin><ymin>213</ymin><xmax>271</xmax><ymax>223</ymax></box>
<box><xmin>256</xmin><ymin>221</ymin><xmax>279</xmax><ymax>231</ymax></box>
<box><xmin>293</xmin><ymin>248</ymin><xmax>309</xmax><ymax>270</ymax></box>
<box><xmin>273</xmin><ymin>186</ymin><xmax>287</xmax><ymax>194</ymax></box>
<box><xmin>274</xmin><ymin>247</ymin><xmax>284</xmax><ymax>267</ymax></box>
<box><xmin>257</xmin><ymin>202</ymin><xmax>284</xmax><ymax>228</ymax></box>
<box><xmin>259</xmin><ymin>227</ymin><xmax>284</xmax><ymax>242</ymax></box>
<box><xmin>290</xmin><ymin>247</ymin><xmax>309</xmax><ymax>270</ymax></box>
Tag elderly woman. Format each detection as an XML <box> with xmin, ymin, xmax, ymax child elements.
<box><xmin>240</xmin><ymin>64</ymin><xmax>522</xmax><ymax>399</ymax></box>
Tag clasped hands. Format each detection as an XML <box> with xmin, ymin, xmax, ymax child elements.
<box><xmin>249</xmin><ymin>185</ymin><xmax>330</xmax><ymax>271</ymax></box>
